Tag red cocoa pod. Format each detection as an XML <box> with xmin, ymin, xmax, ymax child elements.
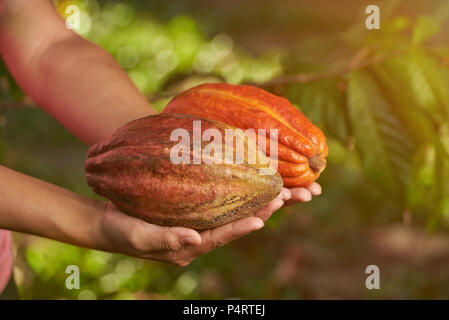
<box><xmin>163</xmin><ymin>83</ymin><xmax>328</xmax><ymax>188</ymax></box>
<box><xmin>85</xmin><ymin>113</ymin><xmax>283</xmax><ymax>229</ymax></box>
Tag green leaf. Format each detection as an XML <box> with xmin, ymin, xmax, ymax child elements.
<box><xmin>407</xmin><ymin>145</ymin><xmax>437</xmax><ymax>210</ymax></box>
<box><xmin>373</xmin><ymin>53</ymin><xmax>448</xmax><ymax>125</ymax></box>
<box><xmin>412</xmin><ymin>15</ymin><xmax>441</xmax><ymax>45</ymax></box>
<box><xmin>427</xmin><ymin>152</ymin><xmax>449</xmax><ymax>230</ymax></box>
<box><xmin>410</xmin><ymin>50</ymin><xmax>449</xmax><ymax>117</ymax></box>
<box><xmin>406</xmin><ymin>52</ymin><xmax>445</xmax><ymax>120</ymax></box>
<box><xmin>370</xmin><ymin>58</ymin><xmax>441</xmax><ymax>145</ymax></box>
<box><xmin>347</xmin><ymin>71</ymin><xmax>414</xmax><ymax>201</ymax></box>
<box><xmin>287</xmin><ymin>80</ymin><xmax>350</xmax><ymax>144</ymax></box>
<box><xmin>406</xmin><ymin>144</ymin><xmax>449</xmax><ymax>229</ymax></box>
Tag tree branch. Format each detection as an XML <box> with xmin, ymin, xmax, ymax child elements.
<box><xmin>252</xmin><ymin>47</ymin><xmax>405</xmax><ymax>87</ymax></box>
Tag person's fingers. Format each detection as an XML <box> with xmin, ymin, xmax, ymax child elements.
<box><xmin>133</xmin><ymin>223</ymin><xmax>202</xmax><ymax>253</ymax></box>
<box><xmin>253</xmin><ymin>197</ymin><xmax>284</xmax><ymax>221</ymax></box>
<box><xmin>253</xmin><ymin>188</ymin><xmax>288</xmax><ymax>221</ymax></box>
<box><xmin>128</xmin><ymin>187</ymin><xmax>297</xmax><ymax>264</ymax></box>
<box><xmin>281</xmin><ymin>188</ymin><xmax>292</xmax><ymax>201</ymax></box>
<box><xmin>171</xmin><ymin>216</ymin><xmax>264</xmax><ymax>260</ymax></box>
<box><xmin>284</xmin><ymin>187</ymin><xmax>312</xmax><ymax>205</ymax></box>
<box><xmin>144</xmin><ymin>189</ymin><xmax>290</xmax><ymax>265</ymax></box>
<box><xmin>143</xmin><ymin>249</ymin><xmax>196</xmax><ymax>267</ymax></box>
<box><xmin>137</xmin><ymin>184</ymin><xmax>321</xmax><ymax>265</ymax></box>
<box><xmin>200</xmin><ymin>216</ymin><xmax>264</xmax><ymax>252</ymax></box>
<box><xmin>290</xmin><ymin>187</ymin><xmax>312</xmax><ymax>202</ymax></box>
<box><xmin>306</xmin><ymin>182</ymin><xmax>322</xmax><ymax>196</ymax></box>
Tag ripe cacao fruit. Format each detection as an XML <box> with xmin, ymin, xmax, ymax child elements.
<box><xmin>85</xmin><ymin>113</ymin><xmax>283</xmax><ymax>229</ymax></box>
<box><xmin>163</xmin><ymin>83</ymin><xmax>328</xmax><ymax>188</ymax></box>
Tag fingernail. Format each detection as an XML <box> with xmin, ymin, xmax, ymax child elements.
<box><xmin>275</xmin><ymin>200</ymin><xmax>284</xmax><ymax>211</ymax></box>
<box><xmin>283</xmin><ymin>189</ymin><xmax>292</xmax><ymax>200</ymax></box>
<box><xmin>253</xmin><ymin>219</ymin><xmax>264</xmax><ymax>230</ymax></box>
<box><xmin>310</xmin><ymin>183</ymin><xmax>322</xmax><ymax>195</ymax></box>
<box><xmin>303</xmin><ymin>194</ymin><xmax>312</xmax><ymax>202</ymax></box>
<box><xmin>298</xmin><ymin>189</ymin><xmax>312</xmax><ymax>202</ymax></box>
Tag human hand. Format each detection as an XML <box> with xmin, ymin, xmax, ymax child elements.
<box><xmin>93</xmin><ymin>184</ymin><xmax>320</xmax><ymax>267</ymax></box>
<box><xmin>284</xmin><ymin>182</ymin><xmax>322</xmax><ymax>205</ymax></box>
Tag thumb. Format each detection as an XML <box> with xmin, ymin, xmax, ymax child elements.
<box><xmin>144</xmin><ymin>225</ymin><xmax>202</xmax><ymax>251</ymax></box>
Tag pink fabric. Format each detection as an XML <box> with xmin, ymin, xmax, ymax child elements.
<box><xmin>0</xmin><ymin>230</ymin><xmax>13</xmax><ymax>293</ymax></box>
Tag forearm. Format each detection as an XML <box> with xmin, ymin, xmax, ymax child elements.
<box><xmin>22</xmin><ymin>36</ymin><xmax>155</xmax><ymax>145</ymax></box>
<box><xmin>0</xmin><ymin>0</ymin><xmax>155</xmax><ymax>145</ymax></box>
<box><xmin>0</xmin><ymin>165</ymin><xmax>102</xmax><ymax>249</ymax></box>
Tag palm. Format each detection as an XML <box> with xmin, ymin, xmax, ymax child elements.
<box><xmin>100</xmin><ymin>182</ymin><xmax>321</xmax><ymax>266</ymax></box>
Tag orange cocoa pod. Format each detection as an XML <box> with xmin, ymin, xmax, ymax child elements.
<box><xmin>163</xmin><ymin>83</ymin><xmax>328</xmax><ymax>187</ymax></box>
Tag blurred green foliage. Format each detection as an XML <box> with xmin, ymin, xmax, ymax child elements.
<box><xmin>1</xmin><ymin>0</ymin><xmax>449</xmax><ymax>299</ymax></box>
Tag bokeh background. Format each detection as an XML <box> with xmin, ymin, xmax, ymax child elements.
<box><xmin>1</xmin><ymin>0</ymin><xmax>449</xmax><ymax>299</ymax></box>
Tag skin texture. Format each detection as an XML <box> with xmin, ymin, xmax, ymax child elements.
<box><xmin>0</xmin><ymin>0</ymin><xmax>322</xmax><ymax>267</ymax></box>
<box><xmin>163</xmin><ymin>83</ymin><xmax>329</xmax><ymax>187</ymax></box>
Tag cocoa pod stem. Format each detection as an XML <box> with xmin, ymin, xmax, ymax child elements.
<box><xmin>308</xmin><ymin>155</ymin><xmax>326</xmax><ymax>173</ymax></box>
